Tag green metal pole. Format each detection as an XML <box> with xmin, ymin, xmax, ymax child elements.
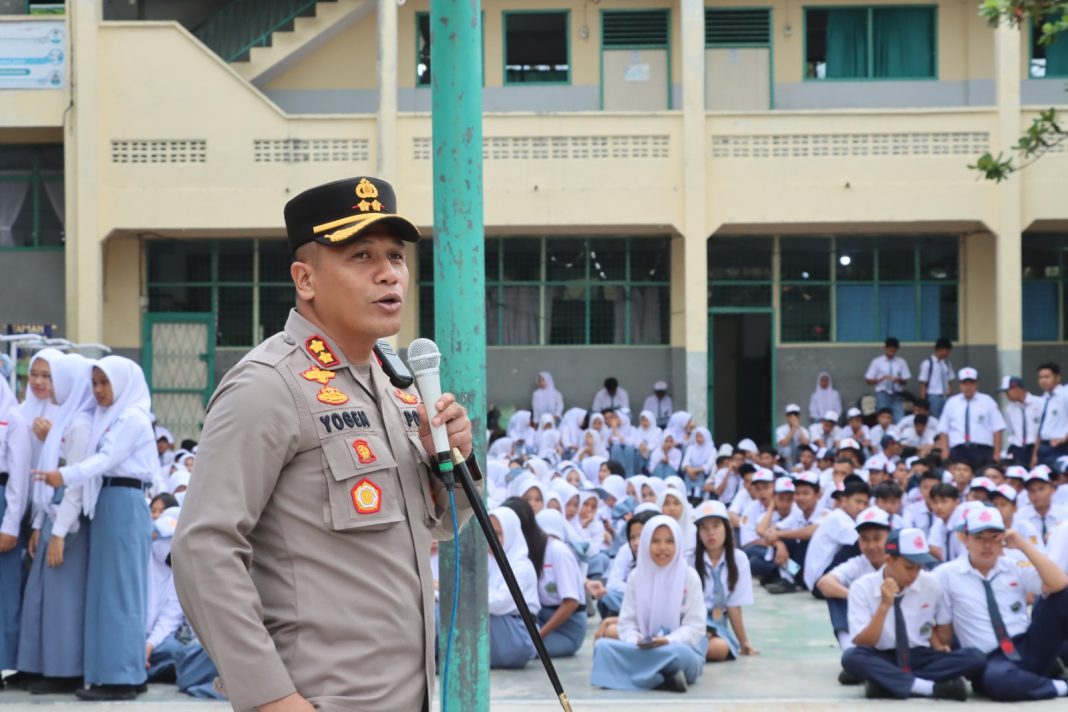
<box><xmin>430</xmin><ymin>1</ymin><xmax>487</xmax><ymax>711</ymax></box>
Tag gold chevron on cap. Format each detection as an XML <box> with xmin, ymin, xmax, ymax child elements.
<box><xmin>317</xmin><ymin>214</ymin><xmax>396</xmax><ymax>243</ymax></box>
<box><xmin>312</xmin><ymin>212</ymin><xmax>384</xmax><ymax>238</ymax></box>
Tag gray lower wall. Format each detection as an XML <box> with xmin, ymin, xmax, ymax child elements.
<box><xmin>775</xmin><ymin>344</ymin><xmax>998</xmax><ymax>424</ymax></box>
<box><xmin>774</xmin><ymin>80</ymin><xmax>996</xmax><ymax>110</ymax></box>
<box><xmin>1022</xmin><ymin>79</ymin><xmax>1068</xmax><ymax>106</ymax></box>
<box><xmin>0</xmin><ymin>250</ymin><xmax>66</xmax><ymax>335</ymax></box>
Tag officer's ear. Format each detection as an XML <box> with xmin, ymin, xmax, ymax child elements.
<box><xmin>291</xmin><ymin>243</ymin><xmax>319</xmax><ymax>302</ymax></box>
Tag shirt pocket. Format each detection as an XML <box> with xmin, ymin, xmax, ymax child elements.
<box><xmin>320</xmin><ymin>433</ymin><xmax>405</xmax><ymax>532</ymax></box>
<box><xmin>405</xmin><ymin>430</ymin><xmax>442</xmax><ymax>528</ymax></box>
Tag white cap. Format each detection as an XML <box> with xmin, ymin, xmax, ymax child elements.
<box><xmin>694</xmin><ymin>499</ymin><xmax>729</xmax><ymax>523</ymax></box>
<box><xmin>992</xmin><ymin>484</ymin><xmax>1017</xmax><ymax>502</ymax></box>
<box><xmin>965</xmin><ymin>506</ymin><xmax>1005</xmax><ymax>534</ymax></box>
<box><xmin>785</xmin><ymin>403</ymin><xmax>801</xmax><ymax>414</ymax></box>
<box><xmin>795</xmin><ymin>471</ymin><xmax>821</xmax><ymax>489</ymax></box>
<box><xmin>717</xmin><ymin>443</ymin><xmax>734</xmax><ymax>458</ymax></box>
<box><xmin>970</xmin><ymin>476</ymin><xmax>997</xmax><ymax>493</ymax></box>
<box><xmin>737</xmin><ymin>438</ymin><xmax>759</xmax><ymax>454</ymax></box>
<box><xmin>774</xmin><ymin>477</ymin><xmax>796</xmax><ymax>494</ymax></box>
<box><xmin>751</xmin><ymin>468</ymin><xmax>775</xmax><ymax>484</ymax></box>
<box><xmin>846</xmin><ymin>407</ymin><xmax>863</xmax><ymax>419</ymax></box>
<box><xmin>887</xmin><ymin>528</ymin><xmax>938</xmax><ymax>566</ymax></box>
<box><xmin>839</xmin><ymin>437</ymin><xmax>861</xmax><ymax>451</ymax></box>
<box><xmin>654</xmin><ymin>380</ymin><xmax>668</xmax><ymax>391</ymax></box>
<box><xmin>1026</xmin><ymin>465</ymin><xmax>1052</xmax><ymax>484</ymax></box>
<box><xmin>823</xmin><ymin>410</ymin><xmax>840</xmax><ymax>422</ymax></box>
<box><xmin>816</xmin><ymin>447</ymin><xmax>831</xmax><ymax>459</ymax></box>
<box><xmin>1005</xmin><ymin>465</ymin><xmax>1028</xmax><ymax>481</ymax></box>
<box><xmin>958</xmin><ymin>367</ymin><xmax>978</xmax><ymax>382</ymax></box>
<box><xmin>855</xmin><ymin>506</ymin><xmax>891</xmax><ymax>530</ymax></box>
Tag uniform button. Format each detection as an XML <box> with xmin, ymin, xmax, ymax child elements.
<box><xmin>283</xmin><ymin>334</ymin><xmax>296</xmax><ymax>345</ymax></box>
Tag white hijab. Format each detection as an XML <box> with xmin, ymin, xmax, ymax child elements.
<box><xmin>506</xmin><ymin>410</ymin><xmax>536</xmax><ymax>445</ymax></box>
<box><xmin>680</xmin><ymin>427</ymin><xmax>715</xmax><ymax>470</ymax></box>
<box><xmin>535</xmin><ymin>413</ymin><xmax>561</xmax><ymax>458</ymax></box>
<box><xmin>570</xmin><ymin>490</ymin><xmax>601</xmax><ymax>531</ymax></box>
<box><xmin>809</xmin><ymin>371</ymin><xmax>842</xmax><ymax>421</ymax></box>
<box><xmin>559</xmin><ymin>408</ymin><xmax>587</xmax><ymax>449</ymax></box>
<box><xmin>657</xmin><ymin>488</ymin><xmax>697</xmax><ymax>563</ymax></box>
<box><xmin>488</xmin><ymin>437</ymin><xmax>514</xmax><ymax>460</ymax></box>
<box><xmin>631</xmin><ymin>410</ymin><xmax>663</xmax><ymax>449</ymax></box>
<box><xmin>33</xmin><ymin>353</ymin><xmax>95</xmax><ymax>513</ymax></box>
<box><xmin>15</xmin><ymin>348</ymin><xmax>64</xmax><ymax>422</ymax></box>
<box><xmin>631</xmin><ymin>515</ymin><xmax>688</xmax><ymax>638</ymax></box>
<box><xmin>532</xmin><ymin>371</ymin><xmax>563</xmax><ymax>420</ymax></box>
<box><xmin>488</xmin><ymin>506</ymin><xmax>540</xmax><ymax>611</ymax></box>
<box><xmin>581</xmin><ymin>456</ymin><xmax>607</xmax><ymax>484</ymax></box>
<box><xmin>664</xmin><ymin>411</ymin><xmax>692</xmax><ymax>446</ymax></box>
<box><xmin>581</xmin><ymin>429</ymin><xmax>608</xmax><ymax>458</ymax></box>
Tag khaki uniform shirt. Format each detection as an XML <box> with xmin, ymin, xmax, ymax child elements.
<box><xmin>173</xmin><ymin>310</ymin><xmax>478</xmax><ymax>711</ymax></box>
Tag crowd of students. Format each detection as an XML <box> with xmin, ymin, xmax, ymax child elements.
<box><xmin>470</xmin><ymin>353</ymin><xmax>1068</xmax><ymax>698</ymax></box>
<box><xmin>0</xmin><ymin>350</ymin><xmax>220</xmax><ymax>701</ymax></box>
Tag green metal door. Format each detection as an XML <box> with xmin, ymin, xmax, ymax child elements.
<box><xmin>143</xmin><ymin>313</ymin><xmax>215</xmax><ymax>444</ymax></box>
<box><xmin>708</xmin><ymin>308</ymin><xmax>775</xmax><ymax>447</ymax></box>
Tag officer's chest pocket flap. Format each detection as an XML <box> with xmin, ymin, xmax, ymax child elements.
<box><xmin>320</xmin><ymin>434</ymin><xmax>405</xmax><ymax>532</ymax></box>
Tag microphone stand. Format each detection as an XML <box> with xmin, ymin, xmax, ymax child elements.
<box><xmin>449</xmin><ymin>448</ymin><xmax>574</xmax><ymax>712</ymax></box>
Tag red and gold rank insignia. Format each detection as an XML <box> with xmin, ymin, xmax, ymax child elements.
<box><xmin>317</xmin><ymin>385</ymin><xmax>349</xmax><ymax>406</ymax></box>
<box><xmin>353</xmin><ymin>438</ymin><xmax>377</xmax><ymax>464</ymax></box>
<box><xmin>350</xmin><ymin>477</ymin><xmax>382</xmax><ymax>514</ymax></box>
<box><xmin>306</xmin><ymin>336</ymin><xmax>340</xmax><ymax>367</ymax></box>
<box><xmin>394</xmin><ymin>388</ymin><xmax>419</xmax><ymax>406</ymax></box>
<box><xmin>301</xmin><ymin>366</ymin><xmax>336</xmax><ymax>385</ymax></box>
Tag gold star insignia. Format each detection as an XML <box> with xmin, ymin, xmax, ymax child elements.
<box><xmin>357</xmin><ymin>200</ymin><xmax>370</xmax><ymax>212</ymax></box>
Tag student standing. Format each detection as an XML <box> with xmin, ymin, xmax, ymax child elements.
<box><xmin>642</xmin><ymin>381</ymin><xmax>673</xmax><ymax>429</ymax></box>
<box><xmin>917</xmin><ymin>338</ymin><xmax>955</xmax><ymax>419</ymax></box>
<box><xmin>487</xmin><ymin>506</ymin><xmax>540</xmax><ymax>669</ymax></box>
<box><xmin>33</xmin><ymin>356</ymin><xmax>158</xmax><ymax>700</ymax></box>
<box><xmin>937</xmin><ymin>368</ymin><xmax>1005</xmax><ymax>471</ymax></box>
<box><xmin>695</xmin><ymin>501</ymin><xmax>757</xmax><ymax>662</ymax></box>
<box><xmin>775</xmin><ymin>404</ymin><xmax>811</xmax><ymax>467</ymax></box>
<box><xmin>1000</xmin><ymin>376</ymin><xmax>1041</xmax><ymax>465</ymax></box>
<box><xmin>590</xmin><ymin>516</ymin><xmax>707</xmax><ymax>692</ymax></box>
<box><xmin>592</xmin><ymin>377</ymin><xmax>630</xmax><ymax>413</ymax></box>
<box><xmin>865</xmin><ymin>337</ymin><xmax>910</xmax><ymax>423</ymax></box>
<box><xmin>809</xmin><ymin>372</ymin><xmax>842</xmax><ymax>425</ymax></box>
<box><xmin>531</xmin><ymin>372</ymin><xmax>564</xmax><ymax>424</ymax></box>
<box><xmin>0</xmin><ymin>376</ymin><xmax>32</xmax><ymax>681</ymax></box>
<box><xmin>841</xmin><ymin>528</ymin><xmax>985</xmax><ymax>700</ymax></box>
<box><xmin>16</xmin><ymin>354</ymin><xmax>95</xmax><ymax>694</ymax></box>
<box><xmin>1032</xmin><ymin>362</ymin><xmax>1068</xmax><ymax>468</ymax></box>
<box><xmin>936</xmin><ymin>507</ymin><xmax>1068</xmax><ymax>701</ymax></box>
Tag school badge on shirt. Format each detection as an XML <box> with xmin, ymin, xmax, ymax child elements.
<box><xmin>351</xmin><ymin>478</ymin><xmax>382</xmax><ymax>514</ymax></box>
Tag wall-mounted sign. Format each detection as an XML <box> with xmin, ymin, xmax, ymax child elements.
<box><xmin>0</xmin><ymin>20</ymin><xmax>66</xmax><ymax>89</ymax></box>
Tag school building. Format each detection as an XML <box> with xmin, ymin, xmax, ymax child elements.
<box><xmin>0</xmin><ymin>0</ymin><xmax>1066</xmax><ymax>444</ymax></box>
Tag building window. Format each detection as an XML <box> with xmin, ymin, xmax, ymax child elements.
<box><xmin>146</xmin><ymin>238</ymin><xmax>294</xmax><ymax>348</ymax></box>
<box><xmin>504</xmin><ymin>11</ymin><xmax>570</xmax><ymax>84</ymax></box>
<box><xmin>1022</xmin><ymin>235</ymin><xmax>1068</xmax><ymax>340</ymax></box>
<box><xmin>804</xmin><ymin>6</ymin><xmax>936</xmax><ymax>79</ymax></box>
<box><xmin>1030</xmin><ymin>17</ymin><xmax>1068</xmax><ymax>78</ymax></box>
<box><xmin>416</xmin><ymin>12</ymin><xmax>432</xmax><ymax>86</ymax></box>
<box><xmin>0</xmin><ymin>145</ymin><xmax>64</xmax><ymax>249</ymax></box>
<box><xmin>419</xmin><ymin>236</ymin><xmax>670</xmax><ymax>345</ymax></box>
<box><xmin>708</xmin><ymin>235</ymin><xmax>958</xmax><ymax>343</ymax></box>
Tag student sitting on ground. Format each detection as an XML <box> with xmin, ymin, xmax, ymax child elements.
<box><xmin>841</xmin><ymin>528</ymin><xmax>985</xmax><ymax>700</ymax></box>
<box><xmin>753</xmin><ymin>477</ymin><xmax>807</xmax><ymax>594</ymax></box>
<box><xmin>487</xmin><ymin>507</ymin><xmax>540</xmax><ymax>669</ymax></box>
<box><xmin>590</xmin><ymin>516</ymin><xmax>707</xmax><ymax>693</ymax></box>
<box><xmin>590</xmin><ymin>510</ymin><xmax>659</xmax><ymax>625</ymax></box>
<box><xmin>926</xmin><ymin>482</ymin><xmax>963</xmax><ymax>562</ymax></box>
<box><xmin>872</xmin><ymin>481</ymin><xmax>905</xmax><ymax>530</ymax></box>
<box><xmin>694</xmin><ymin>501</ymin><xmax>758</xmax><ymax>662</ymax></box>
<box><xmin>519</xmin><ymin>504</ymin><xmax>586</xmax><ymax>658</ymax></box>
<box><xmin>804</xmin><ymin>479</ymin><xmax>871</xmax><ymax>594</ymax></box>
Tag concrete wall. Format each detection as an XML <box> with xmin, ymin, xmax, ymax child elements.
<box><xmin>0</xmin><ymin>250</ymin><xmax>66</xmax><ymax>334</ymax></box>
<box><xmin>775</xmin><ymin>80</ymin><xmax>995</xmax><ymax>110</ymax></box>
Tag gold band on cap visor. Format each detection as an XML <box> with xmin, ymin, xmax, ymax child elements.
<box><xmin>312</xmin><ymin>213</ymin><xmax>390</xmax><ymax>243</ymax></box>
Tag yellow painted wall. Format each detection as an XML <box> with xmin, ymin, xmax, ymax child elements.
<box><xmin>961</xmin><ymin>231</ymin><xmax>997</xmax><ymax>344</ymax></box>
<box><xmin>262</xmin><ymin>9</ymin><xmax>378</xmax><ymax>91</ymax></box>
<box><xmin>102</xmin><ymin>232</ymin><xmax>142</xmax><ymax>348</ymax></box>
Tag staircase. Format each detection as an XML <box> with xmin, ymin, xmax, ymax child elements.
<box><xmin>193</xmin><ymin>0</ymin><xmax>373</xmax><ymax>85</ymax></box>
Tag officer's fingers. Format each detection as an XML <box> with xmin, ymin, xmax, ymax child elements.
<box><xmin>434</xmin><ymin>393</ymin><xmax>457</xmax><ymax>413</ymax></box>
<box><xmin>432</xmin><ymin>401</ymin><xmax>467</xmax><ymax>428</ymax></box>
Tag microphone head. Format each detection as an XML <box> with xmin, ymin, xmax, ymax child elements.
<box><xmin>406</xmin><ymin>338</ymin><xmax>441</xmax><ymax>374</ymax></box>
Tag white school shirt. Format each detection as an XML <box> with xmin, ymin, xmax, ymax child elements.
<box><xmin>701</xmin><ymin>549</ymin><xmax>754</xmax><ymax>612</ymax></box>
<box><xmin>1009</xmin><ymin>517</ymin><xmax>1045</xmax><ymax>553</ymax></box>
<box><xmin>539</xmin><ymin>538</ymin><xmax>586</xmax><ymax>607</ymax></box>
<box><xmin>829</xmin><ymin>554</ymin><xmax>877</xmax><ymax>588</ymax></box>
<box><xmin>146</xmin><ymin>540</ymin><xmax>184</xmax><ymax>649</ymax></box>
<box><xmin>1015</xmin><ymin>503</ymin><xmax>1068</xmax><ymax>541</ymax></box>
<box><xmin>59</xmin><ymin>410</ymin><xmax>158</xmax><ymax>487</ymax></box>
<box><xmin>1003</xmin><ymin>394</ymin><xmax>1042</xmax><ymax>448</ymax></box>
<box><xmin>37</xmin><ymin>414</ymin><xmax>91</xmax><ymax>538</ymax></box>
<box><xmin>0</xmin><ymin>412</ymin><xmax>32</xmax><ymax>538</ymax></box>
<box><xmin>1046</xmin><ymin>520</ymin><xmax>1068</xmax><ymax>572</ymax></box>
<box><xmin>809</xmin><ymin>423</ymin><xmax>842</xmax><ymax>448</ymax></box>
<box><xmin>803</xmin><ymin>509</ymin><xmax>860</xmax><ymax>591</ymax></box>
<box><xmin>489</xmin><ymin>555</ymin><xmax>541</xmax><ymax>617</ymax></box>
<box><xmin>573</xmin><ymin>517</ymin><xmax>606</xmax><ymax>557</ymax></box>
<box><xmin>865</xmin><ymin>355</ymin><xmax>911</xmax><ymax>395</ymax></box>
<box><xmin>642</xmin><ymin>394</ymin><xmax>674</xmax><ymax>426</ymax></box>
<box><xmin>591</xmin><ymin>387</ymin><xmax>630</xmax><ymax>414</ymax></box>
<box><xmin>848</xmin><ymin>569</ymin><xmax>949</xmax><ymax>650</ymax></box>
<box><xmin>904</xmin><ymin>501</ymin><xmax>937</xmax><ymax>538</ymax></box>
<box><xmin>606</xmin><ymin>545</ymin><xmax>634</xmax><ymax>596</ymax></box>
<box><xmin>867</xmin><ymin>424</ymin><xmax>899</xmax><ymax>454</ymax></box>
<box><xmin>713</xmin><ymin>468</ymin><xmax>740</xmax><ymax>505</ymax></box>
<box><xmin>616</xmin><ymin>567</ymin><xmax>706</xmax><ymax>647</ymax></box>
<box><xmin>918</xmin><ymin>356</ymin><xmax>955</xmax><ymax>396</ymax></box>
<box><xmin>899</xmin><ymin>424</ymin><xmax>938</xmax><ymax>450</ymax></box>
<box><xmin>897</xmin><ymin>413</ymin><xmax>942</xmax><ymax>437</ymax></box>
<box><xmin>739</xmin><ymin>500</ymin><xmax>773</xmax><ymax>547</ymax></box>
<box><xmin>1036</xmin><ymin>390</ymin><xmax>1068</xmax><ymax>441</ymax></box>
<box><xmin>1056</xmin><ymin>484</ymin><xmax>1068</xmax><ymax>507</ymax></box>
<box><xmin>728</xmin><ymin>487</ymin><xmax>752</xmax><ymax>515</ymax></box>
<box><xmin>936</xmin><ymin>555</ymin><xmax>1042</xmax><ymax>654</ymax></box>
<box><xmin>779</xmin><ymin>503</ymin><xmax>828</xmax><ymax>530</ymax></box>
<box><xmin>939</xmin><ymin>393</ymin><xmax>1006</xmax><ymax>448</ymax></box>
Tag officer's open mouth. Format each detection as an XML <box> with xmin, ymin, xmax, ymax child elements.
<box><xmin>374</xmin><ymin>294</ymin><xmax>402</xmax><ymax>305</ymax></box>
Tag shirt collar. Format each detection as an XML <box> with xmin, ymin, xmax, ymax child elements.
<box><xmin>284</xmin><ymin>309</ymin><xmax>353</xmax><ymax>370</ymax></box>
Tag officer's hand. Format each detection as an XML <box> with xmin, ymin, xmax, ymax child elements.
<box><xmin>417</xmin><ymin>392</ymin><xmax>473</xmax><ymax>460</ymax></box>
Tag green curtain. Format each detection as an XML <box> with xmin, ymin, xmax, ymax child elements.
<box><xmin>872</xmin><ymin>8</ymin><xmax>935</xmax><ymax>78</ymax></box>
<box><xmin>1046</xmin><ymin>35</ymin><xmax>1068</xmax><ymax>76</ymax></box>
<box><xmin>825</xmin><ymin>9</ymin><xmax>869</xmax><ymax>78</ymax></box>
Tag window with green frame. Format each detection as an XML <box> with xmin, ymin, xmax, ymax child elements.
<box><xmin>504</xmin><ymin>11</ymin><xmax>570</xmax><ymax>84</ymax></box>
<box><xmin>804</xmin><ymin>6</ymin><xmax>936</xmax><ymax>79</ymax></box>
<box><xmin>1022</xmin><ymin>235</ymin><xmax>1068</xmax><ymax>341</ymax></box>
<box><xmin>416</xmin><ymin>11</ymin><xmax>485</xmax><ymax>86</ymax></box>
<box><xmin>1029</xmin><ymin>15</ymin><xmax>1068</xmax><ymax>78</ymax></box>
<box><xmin>0</xmin><ymin>144</ymin><xmax>64</xmax><ymax>249</ymax></box>
<box><xmin>146</xmin><ymin>238</ymin><xmax>294</xmax><ymax>348</ymax></box>
<box><xmin>419</xmin><ymin>236</ymin><xmax>670</xmax><ymax>345</ymax></box>
<box><xmin>707</xmin><ymin>235</ymin><xmax>958</xmax><ymax>343</ymax></box>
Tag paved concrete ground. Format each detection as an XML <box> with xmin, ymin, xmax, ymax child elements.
<box><xmin>1</xmin><ymin>586</ymin><xmax>1063</xmax><ymax>710</ymax></box>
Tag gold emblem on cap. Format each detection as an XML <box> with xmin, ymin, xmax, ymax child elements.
<box><xmin>354</xmin><ymin>179</ymin><xmax>383</xmax><ymax>213</ymax></box>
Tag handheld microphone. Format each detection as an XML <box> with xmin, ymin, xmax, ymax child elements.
<box><xmin>405</xmin><ymin>338</ymin><xmax>454</xmax><ymax>482</ymax></box>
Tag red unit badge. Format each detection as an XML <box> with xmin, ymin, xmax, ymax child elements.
<box><xmin>353</xmin><ymin>439</ymin><xmax>377</xmax><ymax>464</ymax></box>
<box><xmin>351</xmin><ymin>478</ymin><xmax>382</xmax><ymax>514</ymax></box>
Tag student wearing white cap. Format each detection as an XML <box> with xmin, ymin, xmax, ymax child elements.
<box><xmin>775</xmin><ymin>404</ymin><xmax>810</xmax><ymax>468</ymax></box>
<box><xmin>753</xmin><ymin>477</ymin><xmax>807</xmax><ymax>593</ymax></box>
<box><xmin>694</xmin><ymin>501</ymin><xmax>757</xmax><ymax>662</ymax></box>
<box><xmin>1032</xmin><ymin>362</ymin><xmax>1068</xmax><ymax>469</ymax></box>
<box><xmin>1000</xmin><ymin>376</ymin><xmax>1041</xmax><ymax>466</ymax></box>
<box><xmin>989</xmin><ymin>484</ymin><xmax>1044</xmax><ymax>555</ymax></box>
<box><xmin>865</xmin><ymin>337</ymin><xmax>911</xmax><ymax>423</ymax></box>
<box><xmin>810</xmin><ymin>411</ymin><xmax>842</xmax><ymax>451</ymax></box>
<box><xmin>737</xmin><ymin>469</ymin><xmax>778</xmax><ymax>582</ymax></box>
<box><xmin>937</xmin><ymin>368</ymin><xmax>1005</xmax><ymax>471</ymax></box>
<box><xmin>841</xmin><ymin>528</ymin><xmax>985</xmax><ymax>700</ymax></box>
<box><xmin>842</xmin><ymin>408</ymin><xmax>872</xmax><ymax>456</ymax></box>
<box><xmin>936</xmin><ymin>507</ymin><xmax>1068</xmax><ymax>701</ymax></box>
<box><xmin>642</xmin><ymin>382</ymin><xmax>673</xmax><ymax>430</ymax></box>
<box><xmin>1016</xmin><ymin>467</ymin><xmax>1068</xmax><ymax>542</ymax></box>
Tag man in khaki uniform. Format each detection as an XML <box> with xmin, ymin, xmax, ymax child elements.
<box><xmin>172</xmin><ymin>177</ymin><xmax>481</xmax><ymax>712</ymax></box>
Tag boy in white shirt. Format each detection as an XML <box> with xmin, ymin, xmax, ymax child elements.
<box><xmin>810</xmin><ymin>411</ymin><xmax>842</xmax><ymax>450</ymax></box>
<box><xmin>865</xmin><ymin>337</ymin><xmax>911</xmax><ymax>423</ymax></box>
<box><xmin>1017</xmin><ymin>467</ymin><xmax>1068</xmax><ymax>543</ymax></box>
<box><xmin>841</xmin><ymin>528</ymin><xmax>984</xmax><ymax>699</ymax></box>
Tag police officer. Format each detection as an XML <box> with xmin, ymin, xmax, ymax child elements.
<box><xmin>172</xmin><ymin>177</ymin><xmax>482</xmax><ymax>712</ymax></box>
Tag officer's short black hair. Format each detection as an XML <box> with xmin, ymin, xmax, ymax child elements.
<box><xmin>935</xmin><ymin>337</ymin><xmax>953</xmax><ymax>350</ymax></box>
<box><xmin>1038</xmin><ymin>362</ymin><xmax>1061</xmax><ymax>377</ymax></box>
<box><xmin>885</xmin><ymin>337</ymin><xmax>900</xmax><ymax>348</ymax></box>
<box><xmin>930</xmin><ymin>482</ymin><xmax>960</xmax><ymax>500</ymax></box>
<box><xmin>605</xmin><ymin>377</ymin><xmax>618</xmax><ymax>390</ymax></box>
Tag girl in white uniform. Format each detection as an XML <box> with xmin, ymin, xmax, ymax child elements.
<box><xmin>17</xmin><ymin>354</ymin><xmax>95</xmax><ymax>693</ymax></box>
<box><xmin>529</xmin><ymin>506</ymin><xmax>586</xmax><ymax>657</ymax></box>
<box><xmin>590</xmin><ymin>515</ymin><xmax>708</xmax><ymax>692</ymax></box>
<box><xmin>146</xmin><ymin>507</ymin><xmax>186</xmax><ymax>682</ymax></box>
<box><xmin>658</xmin><ymin>487</ymin><xmax>698</xmax><ymax>566</ymax></box>
<box><xmin>0</xmin><ymin>374</ymin><xmax>32</xmax><ymax>678</ymax></box>
<box><xmin>488</xmin><ymin>506</ymin><xmax>540</xmax><ymax>669</ymax></box>
<box><xmin>571</xmin><ymin>490</ymin><xmax>609</xmax><ymax>578</ymax></box>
